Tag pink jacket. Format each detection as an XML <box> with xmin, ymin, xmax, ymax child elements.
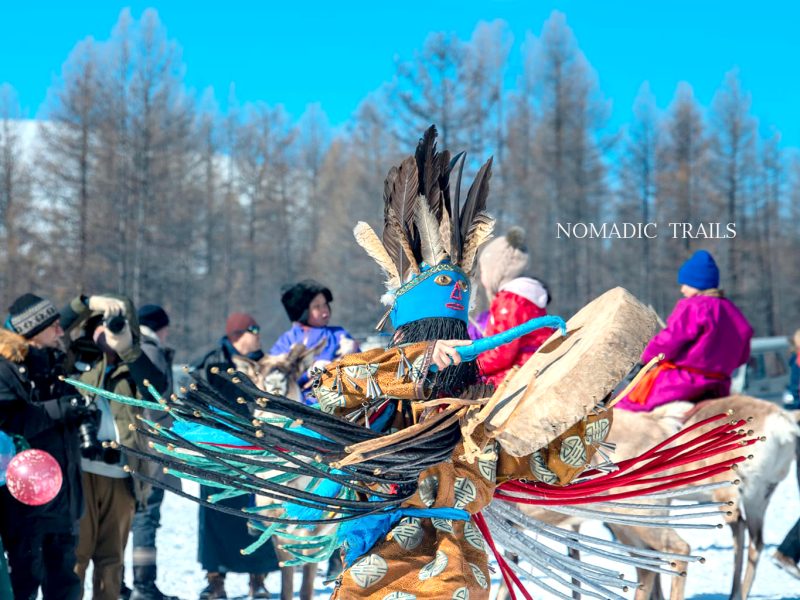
<box><xmin>616</xmin><ymin>295</ymin><xmax>753</xmax><ymax>412</ymax></box>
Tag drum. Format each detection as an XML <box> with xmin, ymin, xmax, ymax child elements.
<box><xmin>485</xmin><ymin>287</ymin><xmax>661</xmax><ymax>456</ymax></box>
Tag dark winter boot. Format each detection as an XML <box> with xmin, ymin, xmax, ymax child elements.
<box><xmin>121</xmin><ymin>581</ymin><xmax>133</xmax><ymax>600</ymax></box>
<box><xmin>198</xmin><ymin>572</ymin><xmax>227</xmax><ymax>600</ymax></box>
<box><xmin>248</xmin><ymin>573</ymin><xmax>270</xmax><ymax>599</ymax></box>
<box><xmin>130</xmin><ymin>565</ymin><xmax>181</xmax><ymax>600</ymax></box>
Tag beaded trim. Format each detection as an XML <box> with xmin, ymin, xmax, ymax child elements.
<box><xmin>394</xmin><ymin>263</ymin><xmax>468</xmax><ymax>298</ymax></box>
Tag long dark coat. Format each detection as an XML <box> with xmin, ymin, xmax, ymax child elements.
<box><xmin>191</xmin><ymin>339</ymin><xmax>279</xmax><ymax>573</ymax></box>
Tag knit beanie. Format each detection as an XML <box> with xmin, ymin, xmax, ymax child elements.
<box><xmin>226</xmin><ymin>312</ymin><xmax>259</xmax><ymax>342</ymax></box>
<box><xmin>138</xmin><ymin>304</ymin><xmax>170</xmax><ymax>332</ymax></box>
<box><xmin>478</xmin><ymin>227</ymin><xmax>530</xmax><ymax>300</ymax></box>
<box><xmin>6</xmin><ymin>293</ymin><xmax>60</xmax><ymax>339</ymax></box>
<box><xmin>281</xmin><ymin>280</ymin><xmax>333</xmax><ymax>324</ymax></box>
<box><xmin>677</xmin><ymin>250</ymin><xmax>719</xmax><ymax>290</ymax></box>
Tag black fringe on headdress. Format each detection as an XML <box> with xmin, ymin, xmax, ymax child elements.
<box><xmin>389</xmin><ymin>317</ymin><xmax>479</xmax><ymax>399</ymax></box>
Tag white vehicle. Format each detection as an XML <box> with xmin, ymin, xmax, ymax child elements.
<box><xmin>730</xmin><ymin>336</ymin><xmax>795</xmax><ymax>406</ymax></box>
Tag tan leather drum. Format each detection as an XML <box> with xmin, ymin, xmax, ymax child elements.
<box><xmin>485</xmin><ymin>287</ymin><xmax>660</xmax><ymax>457</ymax></box>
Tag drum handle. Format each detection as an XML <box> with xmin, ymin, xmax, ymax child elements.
<box><xmin>456</xmin><ymin>315</ymin><xmax>567</xmax><ymax>363</ymax></box>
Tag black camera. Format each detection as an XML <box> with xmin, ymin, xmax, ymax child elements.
<box><xmin>105</xmin><ymin>315</ymin><xmax>127</xmax><ymax>334</ymax></box>
<box><xmin>70</xmin><ymin>397</ymin><xmax>122</xmax><ymax>465</ymax></box>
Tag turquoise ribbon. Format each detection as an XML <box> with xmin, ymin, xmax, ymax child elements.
<box><xmin>455</xmin><ymin>315</ymin><xmax>566</xmax><ymax>364</ymax></box>
<box><xmin>426</xmin><ymin>314</ymin><xmax>567</xmax><ymax>372</ymax></box>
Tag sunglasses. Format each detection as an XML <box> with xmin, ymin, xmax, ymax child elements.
<box><xmin>235</xmin><ymin>325</ymin><xmax>260</xmax><ymax>336</ymax></box>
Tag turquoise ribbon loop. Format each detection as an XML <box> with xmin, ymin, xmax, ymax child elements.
<box><xmin>428</xmin><ymin>315</ymin><xmax>567</xmax><ymax>372</ymax></box>
<box><xmin>457</xmin><ymin>315</ymin><xmax>566</xmax><ymax>363</ymax></box>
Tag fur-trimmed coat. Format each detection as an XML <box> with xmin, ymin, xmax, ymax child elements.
<box><xmin>0</xmin><ymin>329</ymin><xmax>84</xmax><ymax>536</ymax></box>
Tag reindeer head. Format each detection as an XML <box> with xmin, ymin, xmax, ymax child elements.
<box><xmin>233</xmin><ymin>340</ymin><xmax>327</xmax><ymax>403</ymax></box>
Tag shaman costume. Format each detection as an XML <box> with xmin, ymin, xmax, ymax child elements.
<box><xmin>312</xmin><ymin>345</ymin><xmax>606</xmax><ymax>598</ymax></box>
<box><xmin>67</xmin><ymin>127</ymin><xmax>759</xmax><ymax>600</ymax></box>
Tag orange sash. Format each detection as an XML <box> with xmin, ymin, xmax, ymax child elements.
<box><xmin>626</xmin><ymin>361</ymin><xmax>728</xmax><ymax>405</ymax></box>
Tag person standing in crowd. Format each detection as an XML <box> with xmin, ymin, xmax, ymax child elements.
<box><xmin>772</xmin><ymin>430</ymin><xmax>800</xmax><ymax>580</ymax></box>
<box><xmin>472</xmin><ymin>228</ymin><xmax>555</xmax><ymax>386</ymax></box>
<box><xmin>270</xmin><ymin>280</ymin><xmax>359</xmax><ymax>405</ymax></box>
<box><xmin>772</xmin><ymin>327</ymin><xmax>800</xmax><ymax>579</ymax></box>
<box><xmin>190</xmin><ymin>312</ymin><xmax>278</xmax><ymax>599</ymax></box>
<box><xmin>119</xmin><ymin>305</ymin><xmax>180</xmax><ymax>600</ymax></box>
<box><xmin>0</xmin><ymin>293</ymin><xmax>93</xmax><ymax>600</ymax></box>
<box><xmin>64</xmin><ymin>295</ymin><xmax>172</xmax><ymax>600</ymax></box>
<box><xmin>616</xmin><ymin>250</ymin><xmax>753</xmax><ymax>412</ymax></box>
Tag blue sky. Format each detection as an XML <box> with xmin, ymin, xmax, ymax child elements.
<box><xmin>2</xmin><ymin>0</ymin><xmax>799</xmax><ymax>147</ymax></box>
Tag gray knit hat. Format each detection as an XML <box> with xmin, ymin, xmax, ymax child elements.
<box><xmin>6</xmin><ymin>293</ymin><xmax>60</xmax><ymax>339</ymax></box>
<box><xmin>477</xmin><ymin>227</ymin><xmax>530</xmax><ymax>301</ymax></box>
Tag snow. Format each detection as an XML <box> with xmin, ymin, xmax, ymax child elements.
<box><xmin>7</xmin><ymin>119</ymin><xmax>41</xmax><ymax>161</ymax></box>
<box><xmin>106</xmin><ymin>465</ymin><xmax>800</xmax><ymax>600</ymax></box>
<box><xmin>117</xmin><ymin>479</ymin><xmax>337</xmax><ymax>599</ymax></box>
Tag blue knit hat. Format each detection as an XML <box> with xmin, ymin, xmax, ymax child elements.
<box><xmin>678</xmin><ymin>250</ymin><xmax>719</xmax><ymax>290</ymax></box>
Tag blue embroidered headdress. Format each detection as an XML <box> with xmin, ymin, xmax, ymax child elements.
<box><xmin>353</xmin><ymin>126</ymin><xmax>495</xmax><ymax>330</ymax></box>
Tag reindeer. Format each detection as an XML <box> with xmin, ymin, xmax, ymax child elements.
<box><xmin>503</xmin><ymin>396</ymin><xmax>798</xmax><ymax>600</ymax></box>
<box><xmin>232</xmin><ymin>343</ymin><xmax>318</xmax><ymax>402</ymax></box>
<box><xmin>232</xmin><ymin>341</ymin><xmax>329</xmax><ymax>600</ymax></box>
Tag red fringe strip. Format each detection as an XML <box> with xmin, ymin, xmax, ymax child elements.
<box><xmin>473</xmin><ymin>512</ymin><xmax>533</xmax><ymax>600</ymax></box>
<box><xmin>496</xmin><ymin>413</ymin><xmax>755</xmax><ymax>505</ymax></box>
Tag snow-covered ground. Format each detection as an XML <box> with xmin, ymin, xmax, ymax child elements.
<box><xmin>108</xmin><ymin>466</ymin><xmax>800</xmax><ymax>600</ymax></box>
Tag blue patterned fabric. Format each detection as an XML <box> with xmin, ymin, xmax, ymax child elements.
<box><xmin>338</xmin><ymin>506</ymin><xmax>470</xmax><ymax>565</ymax></box>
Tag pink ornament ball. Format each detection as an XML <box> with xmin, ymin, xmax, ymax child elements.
<box><xmin>5</xmin><ymin>449</ymin><xmax>63</xmax><ymax>506</ymax></box>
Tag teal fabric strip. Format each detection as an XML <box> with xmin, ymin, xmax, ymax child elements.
<box><xmin>339</xmin><ymin>506</ymin><xmax>470</xmax><ymax>565</ymax></box>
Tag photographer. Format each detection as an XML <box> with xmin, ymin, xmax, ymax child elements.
<box><xmin>64</xmin><ymin>295</ymin><xmax>171</xmax><ymax>600</ymax></box>
<box><xmin>0</xmin><ymin>293</ymin><xmax>87</xmax><ymax>600</ymax></box>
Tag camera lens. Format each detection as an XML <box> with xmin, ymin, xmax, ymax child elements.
<box><xmin>105</xmin><ymin>315</ymin><xmax>127</xmax><ymax>334</ymax></box>
<box><xmin>78</xmin><ymin>421</ymin><xmax>97</xmax><ymax>449</ymax></box>
<box><xmin>77</xmin><ymin>412</ymin><xmax>104</xmax><ymax>461</ymax></box>
<box><xmin>101</xmin><ymin>446</ymin><xmax>122</xmax><ymax>465</ymax></box>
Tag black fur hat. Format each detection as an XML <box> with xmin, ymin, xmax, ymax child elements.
<box><xmin>280</xmin><ymin>280</ymin><xmax>333</xmax><ymax>324</ymax></box>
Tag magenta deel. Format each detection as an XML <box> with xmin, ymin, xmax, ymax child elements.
<box><xmin>617</xmin><ymin>295</ymin><xmax>753</xmax><ymax>412</ymax></box>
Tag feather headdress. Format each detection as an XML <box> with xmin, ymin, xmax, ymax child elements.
<box><xmin>353</xmin><ymin>125</ymin><xmax>496</xmax><ymax>327</ymax></box>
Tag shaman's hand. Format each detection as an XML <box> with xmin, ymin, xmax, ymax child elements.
<box><xmin>431</xmin><ymin>339</ymin><xmax>471</xmax><ymax>371</ymax></box>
